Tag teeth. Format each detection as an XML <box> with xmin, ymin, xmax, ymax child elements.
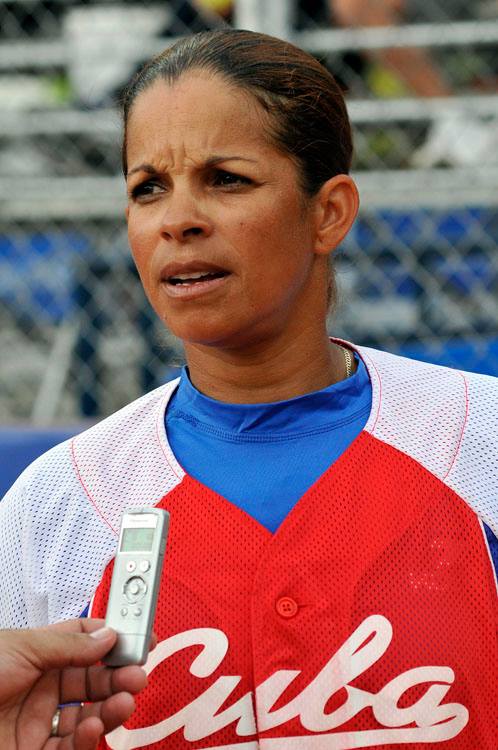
<box><xmin>174</xmin><ymin>271</ymin><xmax>210</xmax><ymax>280</ymax></box>
<box><xmin>168</xmin><ymin>270</ymin><xmax>227</xmax><ymax>285</ymax></box>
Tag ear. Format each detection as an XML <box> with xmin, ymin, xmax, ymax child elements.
<box><xmin>312</xmin><ymin>174</ymin><xmax>359</xmax><ymax>257</ymax></box>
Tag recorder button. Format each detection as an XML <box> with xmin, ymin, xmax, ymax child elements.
<box><xmin>120</xmin><ymin>607</ymin><xmax>128</xmax><ymax>617</ymax></box>
<box><xmin>139</xmin><ymin>560</ymin><xmax>150</xmax><ymax>573</ymax></box>
<box><xmin>126</xmin><ymin>561</ymin><xmax>136</xmax><ymax>573</ymax></box>
<box><xmin>124</xmin><ymin>576</ymin><xmax>147</xmax><ymax>603</ymax></box>
<box><xmin>133</xmin><ymin>607</ymin><xmax>142</xmax><ymax>617</ymax></box>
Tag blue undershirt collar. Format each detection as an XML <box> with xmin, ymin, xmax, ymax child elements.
<box><xmin>165</xmin><ymin>353</ymin><xmax>372</xmax><ymax>532</ymax></box>
<box><xmin>168</xmin><ymin>354</ymin><xmax>370</xmax><ymax>442</ymax></box>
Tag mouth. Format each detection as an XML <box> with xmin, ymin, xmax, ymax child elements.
<box><xmin>167</xmin><ymin>270</ymin><xmax>228</xmax><ymax>287</ymax></box>
<box><xmin>160</xmin><ymin>262</ymin><xmax>231</xmax><ymax>299</ymax></box>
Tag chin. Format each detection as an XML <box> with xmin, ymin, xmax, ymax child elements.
<box><xmin>166</xmin><ymin>315</ymin><xmax>244</xmax><ymax>349</ymax></box>
<box><xmin>161</xmin><ymin>303</ymin><xmax>278</xmax><ymax>351</ymax></box>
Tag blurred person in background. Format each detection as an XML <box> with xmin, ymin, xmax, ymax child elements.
<box><xmin>0</xmin><ymin>29</ymin><xmax>496</xmax><ymax>749</ymax></box>
<box><xmin>0</xmin><ymin>619</ymin><xmax>148</xmax><ymax>749</ymax></box>
<box><xmin>192</xmin><ymin>0</ymin><xmax>233</xmax><ymax>21</ymax></box>
<box><xmin>192</xmin><ymin>0</ymin><xmax>498</xmax><ymax>165</ymax></box>
<box><xmin>329</xmin><ymin>0</ymin><xmax>498</xmax><ymax>165</ymax></box>
<box><xmin>330</xmin><ymin>0</ymin><xmax>454</xmax><ymax>99</ymax></box>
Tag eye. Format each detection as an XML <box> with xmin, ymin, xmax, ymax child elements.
<box><xmin>129</xmin><ymin>180</ymin><xmax>165</xmax><ymax>201</ymax></box>
<box><xmin>212</xmin><ymin>170</ymin><xmax>252</xmax><ymax>188</ymax></box>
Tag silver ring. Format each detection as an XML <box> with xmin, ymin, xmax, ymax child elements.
<box><xmin>50</xmin><ymin>708</ymin><xmax>61</xmax><ymax>737</ymax></box>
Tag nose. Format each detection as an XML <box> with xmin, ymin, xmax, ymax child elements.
<box><xmin>159</xmin><ymin>193</ymin><xmax>212</xmax><ymax>243</ymax></box>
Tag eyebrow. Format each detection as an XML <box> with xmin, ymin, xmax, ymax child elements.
<box><xmin>126</xmin><ymin>155</ymin><xmax>258</xmax><ymax>178</ymax></box>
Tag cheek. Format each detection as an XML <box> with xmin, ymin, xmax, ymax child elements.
<box><xmin>246</xmin><ymin>205</ymin><xmax>311</xmax><ymax>276</ymax></box>
<box><xmin>128</xmin><ymin>218</ymin><xmax>154</xmax><ymax>270</ymax></box>
<box><xmin>127</xmin><ymin>227</ymin><xmax>157</xmax><ymax>303</ymax></box>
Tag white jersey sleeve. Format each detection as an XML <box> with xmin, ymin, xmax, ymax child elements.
<box><xmin>0</xmin><ymin>379</ymin><xmax>181</xmax><ymax>629</ymax></box>
<box><xmin>445</xmin><ymin>369</ymin><xmax>498</xmax><ymax>536</ymax></box>
<box><xmin>0</xmin><ymin>439</ymin><xmax>117</xmax><ymax>628</ymax></box>
<box><xmin>359</xmin><ymin>345</ymin><xmax>498</xmax><ymax>537</ymax></box>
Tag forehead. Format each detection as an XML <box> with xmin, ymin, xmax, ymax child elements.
<box><xmin>125</xmin><ymin>72</ymin><xmax>276</xmax><ymax>167</ymax></box>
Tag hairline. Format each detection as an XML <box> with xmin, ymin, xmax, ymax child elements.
<box><xmin>122</xmin><ymin>64</ymin><xmax>319</xmax><ymax>197</ymax></box>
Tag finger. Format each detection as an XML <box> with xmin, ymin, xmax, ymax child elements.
<box><xmin>21</xmin><ymin>626</ymin><xmax>118</xmax><ymax>673</ymax></box>
<box><xmin>45</xmin><ymin>619</ymin><xmax>107</xmax><ymax>636</ymax></box>
<box><xmin>57</xmin><ymin>715</ymin><xmax>104</xmax><ymax>750</ymax></box>
<box><xmin>51</xmin><ymin>619</ymin><xmax>156</xmax><ymax>657</ymax></box>
<box><xmin>56</xmin><ymin>703</ymin><xmax>104</xmax><ymax>740</ymax></box>
<box><xmin>47</xmin><ymin>620</ymin><xmax>156</xmax><ymax>661</ymax></box>
<box><xmin>72</xmin><ymin>716</ymin><xmax>104</xmax><ymax>750</ymax></box>
<box><xmin>98</xmin><ymin>692</ymin><xmax>137</xmax><ymax>735</ymax></box>
<box><xmin>110</xmin><ymin>665</ymin><xmax>148</xmax><ymax>696</ymax></box>
<box><xmin>60</xmin><ymin>664</ymin><xmax>147</xmax><ymax>704</ymax></box>
<box><xmin>59</xmin><ymin>693</ymin><xmax>137</xmax><ymax>738</ymax></box>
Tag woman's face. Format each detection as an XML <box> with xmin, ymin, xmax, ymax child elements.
<box><xmin>125</xmin><ymin>72</ymin><xmax>326</xmax><ymax>350</ymax></box>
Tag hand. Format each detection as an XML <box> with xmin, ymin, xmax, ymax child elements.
<box><xmin>0</xmin><ymin>618</ymin><xmax>151</xmax><ymax>750</ymax></box>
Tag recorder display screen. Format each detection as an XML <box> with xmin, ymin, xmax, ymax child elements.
<box><xmin>121</xmin><ymin>527</ymin><xmax>155</xmax><ymax>552</ymax></box>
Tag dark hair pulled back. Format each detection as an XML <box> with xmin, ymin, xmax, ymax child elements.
<box><xmin>122</xmin><ymin>29</ymin><xmax>353</xmax><ymax>196</ymax></box>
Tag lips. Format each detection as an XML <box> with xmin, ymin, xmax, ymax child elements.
<box><xmin>159</xmin><ymin>260</ymin><xmax>231</xmax><ymax>299</ymax></box>
<box><xmin>169</xmin><ymin>270</ymin><xmax>227</xmax><ymax>286</ymax></box>
<box><xmin>161</xmin><ymin>261</ymin><xmax>230</xmax><ymax>286</ymax></box>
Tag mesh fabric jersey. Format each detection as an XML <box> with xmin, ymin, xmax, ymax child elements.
<box><xmin>0</xmin><ymin>344</ymin><xmax>497</xmax><ymax>749</ymax></box>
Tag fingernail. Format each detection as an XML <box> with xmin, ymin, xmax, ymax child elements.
<box><xmin>89</xmin><ymin>626</ymin><xmax>114</xmax><ymax>640</ymax></box>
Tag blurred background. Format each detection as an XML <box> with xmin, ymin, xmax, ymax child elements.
<box><xmin>0</xmin><ymin>0</ymin><xmax>497</xmax><ymax>433</ymax></box>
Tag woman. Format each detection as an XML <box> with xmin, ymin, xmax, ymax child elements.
<box><xmin>1</xmin><ymin>29</ymin><xmax>496</xmax><ymax>749</ymax></box>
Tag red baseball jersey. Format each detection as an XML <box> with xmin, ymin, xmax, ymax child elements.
<box><xmin>1</xmin><ymin>345</ymin><xmax>497</xmax><ymax>748</ymax></box>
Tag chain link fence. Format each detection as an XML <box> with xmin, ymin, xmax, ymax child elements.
<box><xmin>1</xmin><ymin>0</ymin><xmax>497</xmax><ymax>422</ymax></box>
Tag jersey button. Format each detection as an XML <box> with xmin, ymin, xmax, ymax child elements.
<box><xmin>276</xmin><ymin>596</ymin><xmax>299</xmax><ymax>618</ymax></box>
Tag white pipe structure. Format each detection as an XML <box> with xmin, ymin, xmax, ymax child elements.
<box><xmin>295</xmin><ymin>19</ymin><xmax>498</xmax><ymax>53</ymax></box>
<box><xmin>31</xmin><ymin>323</ymin><xmax>79</xmax><ymax>425</ymax></box>
<box><xmin>1</xmin><ymin>94</ymin><xmax>498</xmax><ymax>136</ymax></box>
<box><xmin>2</xmin><ymin>168</ymin><xmax>498</xmax><ymax>220</ymax></box>
<box><xmin>1</xmin><ymin>19</ymin><xmax>498</xmax><ymax>70</ymax></box>
<box><xmin>234</xmin><ymin>0</ymin><xmax>293</xmax><ymax>39</ymax></box>
<box><xmin>233</xmin><ymin>0</ymin><xmax>263</xmax><ymax>32</ymax></box>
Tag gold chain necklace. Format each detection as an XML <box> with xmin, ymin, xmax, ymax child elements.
<box><xmin>341</xmin><ymin>346</ymin><xmax>353</xmax><ymax>379</ymax></box>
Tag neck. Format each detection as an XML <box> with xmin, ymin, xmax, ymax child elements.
<box><xmin>183</xmin><ymin>324</ymin><xmax>346</xmax><ymax>404</ymax></box>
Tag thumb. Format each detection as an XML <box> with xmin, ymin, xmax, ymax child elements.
<box><xmin>23</xmin><ymin>627</ymin><xmax>117</xmax><ymax>672</ymax></box>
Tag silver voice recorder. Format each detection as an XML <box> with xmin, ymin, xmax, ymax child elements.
<box><xmin>103</xmin><ymin>507</ymin><xmax>169</xmax><ymax>666</ymax></box>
